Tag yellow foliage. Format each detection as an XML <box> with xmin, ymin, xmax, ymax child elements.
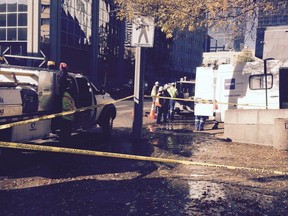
<box><xmin>236</xmin><ymin>49</ymin><xmax>255</xmax><ymax>63</ymax></box>
<box><xmin>114</xmin><ymin>0</ymin><xmax>282</xmax><ymax>38</ymax></box>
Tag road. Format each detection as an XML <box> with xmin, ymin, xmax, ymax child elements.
<box><xmin>0</xmin><ymin>99</ymin><xmax>287</xmax><ymax>215</ymax></box>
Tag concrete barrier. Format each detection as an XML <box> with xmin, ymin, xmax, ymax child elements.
<box><xmin>224</xmin><ymin>109</ymin><xmax>288</xmax><ymax>150</ymax></box>
<box><xmin>273</xmin><ymin>118</ymin><xmax>288</xmax><ymax>150</ymax></box>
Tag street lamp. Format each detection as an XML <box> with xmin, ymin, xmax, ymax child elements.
<box><xmin>264</xmin><ymin>58</ymin><xmax>274</xmax><ymax>109</ymax></box>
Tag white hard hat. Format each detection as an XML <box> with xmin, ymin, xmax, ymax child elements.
<box><xmin>158</xmin><ymin>86</ymin><xmax>164</xmax><ymax>92</ymax></box>
<box><xmin>155</xmin><ymin>81</ymin><xmax>159</xmax><ymax>86</ymax></box>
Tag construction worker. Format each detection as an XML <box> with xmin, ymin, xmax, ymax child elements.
<box><xmin>167</xmin><ymin>82</ymin><xmax>178</xmax><ymax>120</ymax></box>
<box><xmin>151</xmin><ymin>81</ymin><xmax>159</xmax><ymax>103</ymax></box>
<box><xmin>156</xmin><ymin>86</ymin><xmax>170</xmax><ymax>124</ymax></box>
<box><xmin>149</xmin><ymin>81</ymin><xmax>159</xmax><ymax>117</ymax></box>
<box><xmin>59</xmin><ymin>62</ymin><xmax>69</xmax><ymax>95</ymax></box>
<box><xmin>59</xmin><ymin>80</ymin><xmax>76</xmax><ymax>144</ymax></box>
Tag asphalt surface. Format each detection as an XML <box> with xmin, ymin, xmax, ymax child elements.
<box><xmin>0</xmin><ymin>99</ymin><xmax>287</xmax><ymax>215</ymax></box>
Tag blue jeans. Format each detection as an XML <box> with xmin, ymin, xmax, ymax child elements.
<box><xmin>169</xmin><ymin>100</ymin><xmax>175</xmax><ymax>119</ymax></box>
<box><xmin>195</xmin><ymin>116</ymin><xmax>206</xmax><ymax>131</ymax></box>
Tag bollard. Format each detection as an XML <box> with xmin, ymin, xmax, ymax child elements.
<box><xmin>273</xmin><ymin>118</ymin><xmax>288</xmax><ymax>151</ymax></box>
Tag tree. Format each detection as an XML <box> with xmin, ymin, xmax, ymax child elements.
<box><xmin>236</xmin><ymin>48</ymin><xmax>255</xmax><ymax>63</ymax></box>
<box><xmin>114</xmin><ymin>0</ymin><xmax>287</xmax><ymax>40</ymax></box>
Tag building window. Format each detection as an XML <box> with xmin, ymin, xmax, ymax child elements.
<box><xmin>18</xmin><ymin>27</ymin><xmax>26</xmax><ymax>40</ymax></box>
<box><xmin>0</xmin><ymin>14</ymin><xmax>5</xmax><ymax>26</ymax></box>
<box><xmin>7</xmin><ymin>28</ymin><xmax>16</xmax><ymax>40</ymax></box>
<box><xmin>61</xmin><ymin>0</ymin><xmax>92</xmax><ymax>50</ymax></box>
<box><xmin>0</xmin><ymin>0</ymin><xmax>28</xmax><ymax>42</ymax></box>
<box><xmin>98</xmin><ymin>0</ymin><xmax>120</xmax><ymax>60</ymax></box>
<box><xmin>0</xmin><ymin>28</ymin><xmax>5</xmax><ymax>39</ymax></box>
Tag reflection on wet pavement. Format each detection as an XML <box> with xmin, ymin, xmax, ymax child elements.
<box><xmin>145</xmin><ymin>122</ymin><xmax>195</xmax><ymax>157</ymax></box>
<box><xmin>188</xmin><ymin>181</ymin><xmax>226</xmax><ymax>201</ymax></box>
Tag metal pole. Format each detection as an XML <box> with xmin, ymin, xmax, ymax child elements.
<box><xmin>264</xmin><ymin>59</ymin><xmax>268</xmax><ymax>109</ymax></box>
<box><xmin>132</xmin><ymin>47</ymin><xmax>144</xmax><ymax>139</ymax></box>
<box><xmin>263</xmin><ymin>58</ymin><xmax>274</xmax><ymax>109</ymax></box>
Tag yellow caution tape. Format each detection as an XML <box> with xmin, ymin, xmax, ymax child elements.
<box><xmin>144</xmin><ymin>95</ymin><xmax>265</xmax><ymax>108</ymax></box>
<box><xmin>0</xmin><ymin>141</ymin><xmax>287</xmax><ymax>176</ymax></box>
<box><xmin>0</xmin><ymin>95</ymin><xmax>134</xmax><ymax>130</ymax></box>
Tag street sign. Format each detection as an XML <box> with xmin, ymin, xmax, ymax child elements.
<box><xmin>131</xmin><ymin>17</ymin><xmax>155</xmax><ymax>47</ymax></box>
<box><xmin>125</xmin><ymin>22</ymin><xmax>133</xmax><ymax>47</ymax></box>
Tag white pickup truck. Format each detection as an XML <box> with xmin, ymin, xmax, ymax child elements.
<box><xmin>0</xmin><ymin>64</ymin><xmax>116</xmax><ymax>144</ymax></box>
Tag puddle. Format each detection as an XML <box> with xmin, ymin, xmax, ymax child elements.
<box><xmin>147</xmin><ymin>123</ymin><xmax>194</xmax><ymax>134</ymax></box>
<box><xmin>188</xmin><ymin>181</ymin><xmax>226</xmax><ymax>201</ymax></box>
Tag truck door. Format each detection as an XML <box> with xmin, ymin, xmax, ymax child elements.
<box><xmin>279</xmin><ymin>68</ymin><xmax>288</xmax><ymax>108</ymax></box>
<box><xmin>74</xmin><ymin>77</ymin><xmax>96</xmax><ymax>129</ymax></box>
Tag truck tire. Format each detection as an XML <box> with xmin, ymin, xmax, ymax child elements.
<box><xmin>0</xmin><ymin>128</ymin><xmax>12</xmax><ymax>158</ymax></box>
<box><xmin>101</xmin><ymin>111</ymin><xmax>114</xmax><ymax>139</ymax></box>
<box><xmin>58</xmin><ymin>119</ymin><xmax>72</xmax><ymax>145</ymax></box>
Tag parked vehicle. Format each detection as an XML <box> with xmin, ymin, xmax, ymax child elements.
<box><xmin>174</xmin><ymin>78</ymin><xmax>195</xmax><ymax>114</ymax></box>
<box><xmin>0</xmin><ymin>62</ymin><xmax>116</xmax><ymax>143</ymax></box>
<box><xmin>194</xmin><ymin>58</ymin><xmax>288</xmax><ymax>122</ymax></box>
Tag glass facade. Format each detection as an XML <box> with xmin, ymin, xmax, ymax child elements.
<box><xmin>98</xmin><ymin>0</ymin><xmax>120</xmax><ymax>60</ymax></box>
<box><xmin>41</xmin><ymin>0</ymin><xmax>50</xmax><ymax>44</ymax></box>
<box><xmin>0</xmin><ymin>0</ymin><xmax>125</xmax><ymax>85</ymax></box>
<box><xmin>0</xmin><ymin>0</ymin><xmax>28</xmax><ymax>41</ymax></box>
<box><xmin>258</xmin><ymin>2</ymin><xmax>288</xmax><ymax>28</ymax></box>
<box><xmin>61</xmin><ymin>0</ymin><xmax>92</xmax><ymax>50</ymax></box>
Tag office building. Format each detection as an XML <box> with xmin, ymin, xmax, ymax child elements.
<box><xmin>0</xmin><ymin>0</ymin><xmax>125</xmax><ymax>87</ymax></box>
<box><xmin>0</xmin><ymin>0</ymin><xmax>205</xmax><ymax>88</ymax></box>
<box><xmin>255</xmin><ymin>2</ymin><xmax>288</xmax><ymax>59</ymax></box>
<box><xmin>145</xmin><ymin>29</ymin><xmax>204</xmax><ymax>85</ymax></box>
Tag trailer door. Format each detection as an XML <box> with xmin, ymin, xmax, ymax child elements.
<box><xmin>279</xmin><ymin>68</ymin><xmax>288</xmax><ymax>108</ymax></box>
<box><xmin>194</xmin><ymin>67</ymin><xmax>214</xmax><ymax>116</ymax></box>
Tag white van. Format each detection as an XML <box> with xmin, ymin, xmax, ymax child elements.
<box><xmin>194</xmin><ymin>59</ymin><xmax>288</xmax><ymax>122</ymax></box>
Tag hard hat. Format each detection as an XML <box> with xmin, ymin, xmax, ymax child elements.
<box><xmin>59</xmin><ymin>62</ymin><xmax>68</xmax><ymax>71</ymax></box>
<box><xmin>172</xmin><ymin>82</ymin><xmax>176</xmax><ymax>86</ymax></box>
<box><xmin>155</xmin><ymin>81</ymin><xmax>159</xmax><ymax>86</ymax></box>
<box><xmin>158</xmin><ymin>86</ymin><xmax>164</xmax><ymax>92</ymax></box>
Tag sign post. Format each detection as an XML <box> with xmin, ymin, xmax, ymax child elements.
<box><xmin>126</xmin><ymin>17</ymin><xmax>154</xmax><ymax>139</ymax></box>
<box><xmin>132</xmin><ymin>47</ymin><xmax>144</xmax><ymax>139</ymax></box>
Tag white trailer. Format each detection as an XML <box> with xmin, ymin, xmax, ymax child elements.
<box><xmin>194</xmin><ymin>59</ymin><xmax>288</xmax><ymax>122</ymax></box>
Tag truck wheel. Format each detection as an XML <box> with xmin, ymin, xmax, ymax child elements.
<box><xmin>58</xmin><ymin>120</ymin><xmax>72</xmax><ymax>145</ymax></box>
<box><xmin>0</xmin><ymin>128</ymin><xmax>12</xmax><ymax>158</ymax></box>
<box><xmin>101</xmin><ymin>112</ymin><xmax>114</xmax><ymax>138</ymax></box>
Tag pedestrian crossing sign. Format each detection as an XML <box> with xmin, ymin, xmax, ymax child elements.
<box><xmin>131</xmin><ymin>17</ymin><xmax>155</xmax><ymax>47</ymax></box>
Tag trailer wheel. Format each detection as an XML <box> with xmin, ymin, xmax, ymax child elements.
<box><xmin>101</xmin><ymin>112</ymin><xmax>114</xmax><ymax>139</ymax></box>
<box><xmin>175</xmin><ymin>108</ymin><xmax>180</xmax><ymax>115</ymax></box>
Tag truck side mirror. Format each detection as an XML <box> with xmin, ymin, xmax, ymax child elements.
<box><xmin>100</xmin><ymin>85</ymin><xmax>106</xmax><ymax>95</ymax></box>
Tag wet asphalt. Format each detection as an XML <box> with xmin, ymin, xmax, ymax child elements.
<box><xmin>0</xmin><ymin>99</ymin><xmax>287</xmax><ymax>215</ymax></box>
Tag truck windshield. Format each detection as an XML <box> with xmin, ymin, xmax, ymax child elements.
<box><xmin>176</xmin><ymin>82</ymin><xmax>195</xmax><ymax>98</ymax></box>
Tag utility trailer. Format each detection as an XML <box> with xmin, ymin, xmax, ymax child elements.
<box><xmin>194</xmin><ymin>58</ymin><xmax>288</xmax><ymax>122</ymax></box>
